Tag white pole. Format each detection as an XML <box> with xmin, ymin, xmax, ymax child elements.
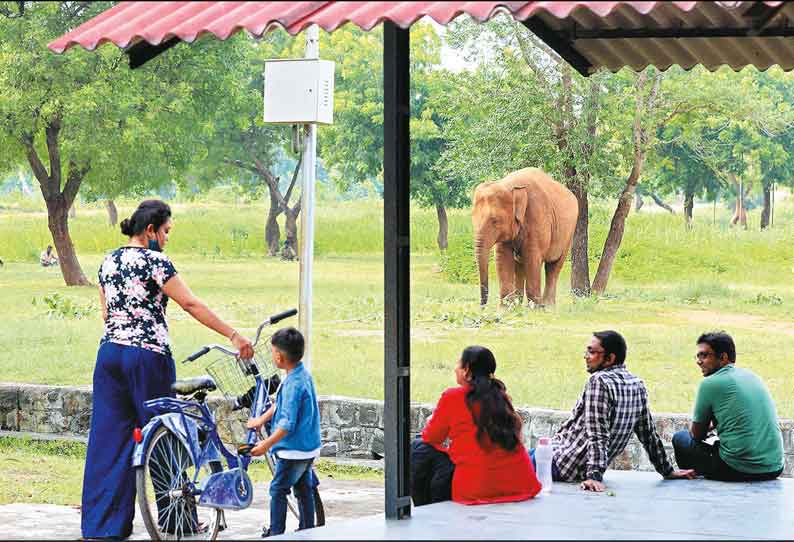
<box><xmin>299</xmin><ymin>25</ymin><xmax>319</xmax><ymax>369</ymax></box>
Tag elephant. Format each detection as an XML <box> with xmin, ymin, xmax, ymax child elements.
<box><xmin>472</xmin><ymin>168</ymin><xmax>578</xmax><ymax>307</ymax></box>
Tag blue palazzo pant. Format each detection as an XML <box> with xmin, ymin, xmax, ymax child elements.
<box><xmin>81</xmin><ymin>341</ymin><xmax>175</xmax><ymax>539</ymax></box>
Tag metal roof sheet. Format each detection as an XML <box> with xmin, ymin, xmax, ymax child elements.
<box><xmin>47</xmin><ymin>2</ymin><xmax>794</xmax><ymax>75</ymax></box>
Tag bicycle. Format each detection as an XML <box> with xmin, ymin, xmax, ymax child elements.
<box><xmin>133</xmin><ymin>309</ymin><xmax>325</xmax><ymax>540</ymax></box>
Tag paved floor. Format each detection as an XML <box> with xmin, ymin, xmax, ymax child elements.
<box><xmin>0</xmin><ymin>478</ymin><xmax>384</xmax><ymax>540</ymax></box>
<box><xmin>272</xmin><ymin>471</ymin><xmax>794</xmax><ymax>540</ymax></box>
<box><xmin>4</xmin><ymin>471</ymin><xmax>792</xmax><ymax>540</ymax></box>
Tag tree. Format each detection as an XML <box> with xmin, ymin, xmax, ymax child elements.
<box><xmin>441</xmin><ymin>15</ymin><xmax>611</xmax><ymax>295</ymax></box>
<box><xmin>0</xmin><ymin>1</ymin><xmax>251</xmax><ymax>284</ymax></box>
<box><xmin>660</xmin><ymin>67</ymin><xmax>794</xmax><ymax>231</ymax></box>
<box><xmin>319</xmin><ymin>23</ymin><xmax>460</xmax><ymax>251</ymax></box>
<box><xmin>188</xmin><ymin>29</ymin><xmax>309</xmax><ymax>258</ymax></box>
<box><xmin>592</xmin><ymin>70</ymin><xmax>663</xmax><ymax>294</ymax></box>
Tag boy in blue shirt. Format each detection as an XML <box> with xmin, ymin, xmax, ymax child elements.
<box><xmin>247</xmin><ymin>327</ymin><xmax>322</xmax><ymax>537</ymax></box>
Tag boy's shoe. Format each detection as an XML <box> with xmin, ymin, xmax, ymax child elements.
<box><xmin>261</xmin><ymin>526</ymin><xmax>273</xmax><ymax>538</ymax></box>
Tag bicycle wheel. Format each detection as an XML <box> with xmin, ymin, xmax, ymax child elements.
<box><xmin>136</xmin><ymin>426</ymin><xmax>223</xmax><ymax>541</ymax></box>
<box><xmin>264</xmin><ymin>454</ymin><xmax>325</xmax><ymax>527</ymax></box>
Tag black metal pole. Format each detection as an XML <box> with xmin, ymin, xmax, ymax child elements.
<box><xmin>383</xmin><ymin>20</ymin><xmax>411</xmax><ymax>521</ymax></box>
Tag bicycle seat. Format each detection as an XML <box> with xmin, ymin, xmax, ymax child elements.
<box><xmin>171</xmin><ymin>375</ymin><xmax>217</xmax><ymax>395</ymax></box>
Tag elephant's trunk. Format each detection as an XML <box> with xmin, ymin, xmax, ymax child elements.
<box><xmin>475</xmin><ymin>236</ymin><xmax>491</xmax><ymax>306</ymax></box>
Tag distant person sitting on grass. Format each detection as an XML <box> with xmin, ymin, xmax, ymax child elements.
<box><xmin>247</xmin><ymin>327</ymin><xmax>321</xmax><ymax>538</ymax></box>
<box><xmin>411</xmin><ymin>345</ymin><xmax>542</xmax><ymax>506</ymax></box>
<box><xmin>39</xmin><ymin>245</ymin><xmax>58</xmax><ymax>267</ymax></box>
<box><xmin>547</xmin><ymin>331</ymin><xmax>695</xmax><ymax>492</ymax></box>
<box><xmin>672</xmin><ymin>331</ymin><xmax>784</xmax><ymax>481</ymax></box>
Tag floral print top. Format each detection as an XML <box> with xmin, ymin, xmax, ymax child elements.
<box><xmin>98</xmin><ymin>247</ymin><xmax>178</xmax><ymax>356</ymax></box>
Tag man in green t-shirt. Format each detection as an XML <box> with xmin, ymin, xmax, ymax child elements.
<box><xmin>672</xmin><ymin>331</ymin><xmax>784</xmax><ymax>481</ymax></box>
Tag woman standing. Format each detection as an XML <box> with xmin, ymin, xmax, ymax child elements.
<box><xmin>411</xmin><ymin>346</ymin><xmax>542</xmax><ymax>505</ymax></box>
<box><xmin>81</xmin><ymin>199</ymin><xmax>253</xmax><ymax>540</ymax></box>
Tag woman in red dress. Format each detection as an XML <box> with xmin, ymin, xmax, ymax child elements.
<box><xmin>411</xmin><ymin>346</ymin><xmax>542</xmax><ymax>505</ymax></box>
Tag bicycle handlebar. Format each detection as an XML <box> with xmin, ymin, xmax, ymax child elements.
<box><xmin>185</xmin><ymin>346</ymin><xmax>210</xmax><ymax>362</ymax></box>
<box><xmin>181</xmin><ymin>309</ymin><xmax>298</xmax><ymax>364</ymax></box>
<box><xmin>251</xmin><ymin>308</ymin><xmax>298</xmax><ymax>347</ymax></box>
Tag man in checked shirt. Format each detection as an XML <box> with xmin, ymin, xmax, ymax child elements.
<box><xmin>549</xmin><ymin>330</ymin><xmax>696</xmax><ymax>491</ymax></box>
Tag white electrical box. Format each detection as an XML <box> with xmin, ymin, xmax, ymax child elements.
<box><xmin>263</xmin><ymin>59</ymin><xmax>335</xmax><ymax>125</ymax></box>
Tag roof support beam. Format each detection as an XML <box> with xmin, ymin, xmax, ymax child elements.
<box><xmin>382</xmin><ymin>20</ymin><xmax>412</xmax><ymax>521</ymax></box>
<box><xmin>127</xmin><ymin>36</ymin><xmax>181</xmax><ymax>69</ymax></box>
<box><xmin>522</xmin><ymin>17</ymin><xmax>594</xmax><ymax>77</ymax></box>
<box><xmin>571</xmin><ymin>27</ymin><xmax>794</xmax><ymax>40</ymax></box>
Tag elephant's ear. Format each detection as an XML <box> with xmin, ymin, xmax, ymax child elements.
<box><xmin>512</xmin><ymin>186</ymin><xmax>528</xmax><ymax>241</ymax></box>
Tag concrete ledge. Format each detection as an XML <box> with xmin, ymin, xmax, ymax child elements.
<box><xmin>1</xmin><ymin>382</ymin><xmax>791</xmax><ymax>476</ymax></box>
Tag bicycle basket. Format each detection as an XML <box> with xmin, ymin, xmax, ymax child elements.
<box><xmin>204</xmin><ymin>339</ymin><xmax>279</xmax><ymax>401</ymax></box>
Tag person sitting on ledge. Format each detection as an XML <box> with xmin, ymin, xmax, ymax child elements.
<box><xmin>547</xmin><ymin>330</ymin><xmax>695</xmax><ymax>491</ymax></box>
<box><xmin>411</xmin><ymin>345</ymin><xmax>542</xmax><ymax>506</ymax></box>
<box><xmin>672</xmin><ymin>331</ymin><xmax>784</xmax><ymax>482</ymax></box>
<box><xmin>40</xmin><ymin>245</ymin><xmax>58</xmax><ymax>267</ymax></box>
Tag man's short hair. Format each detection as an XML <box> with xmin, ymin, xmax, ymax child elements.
<box><xmin>271</xmin><ymin>327</ymin><xmax>305</xmax><ymax>363</ymax></box>
<box><xmin>593</xmin><ymin>330</ymin><xmax>627</xmax><ymax>365</ymax></box>
<box><xmin>697</xmin><ymin>331</ymin><xmax>736</xmax><ymax>363</ymax></box>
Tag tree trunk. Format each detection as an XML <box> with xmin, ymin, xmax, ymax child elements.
<box><xmin>592</xmin><ymin>71</ymin><xmax>657</xmax><ymax>296</ymax></box>
<box><xmin>45</xmin><ymin>196</ymin><xmax>90</xmax><ymax>286</ymax></box>
<box><xmin>683</xmin><ymin>189</ymin><xmax>694</xmax><ymax>229</ymax></box>
<box><xmin>729</xmin><ymin>173</ymin><xmax>747</xmax><ymax>229</ymax></box>
<box><xmin>435</xmin><ymin>202</ymin><xmax>448</xmax><ymax>251</ymax></box>
<box><xmin>281</xmin><ymin>208</ymin><xmax>299</xmax><ymax>261</ymax></box>
<box><xmin>105</xmin><ymin>199</ymin><xmax>118</xmax><ymax>226</ymax></box>
<box><xmin>24</xmin><ymin>114</ymin><xmax>91</xmax><ymax>286</ymax></box>
<box><xmin>265</xmin><ymin>190</ymin><xmax>281</xmax><ymax>256</ymax></box>
<box><xmin>591</xmin><ymin>162</ymin><xmax>641</xmax><ymax>295</ymax></box>
<box><xmin>635</xmin><ymin>192</ymin><xmax>644</xmax><ymax>212</ymax></box>
<box><xmin>68</xmin><ymin>203</ymin><xmax>76</xmax><ymax>218</ymax></box>
<box><xmin>560</xmin><ymin>66</ymin><xmax>594</xmax><ymax>297</ymax></box>
<box><xmin>650</xmin><ymin>192</ymin><xmax>675</xmax><ymax>214</ymax></box>
<box><xmin>761</xmin><ymin>182</ymin><xmax>772</xmax><ymax>230</ymax></box>
<box><xmin>569</xmin><ymin>179</ymin><xmax>591</xmax><ymax>297</ymax></box>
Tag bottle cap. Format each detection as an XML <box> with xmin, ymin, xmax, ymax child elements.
<box><xmin>539</xmin><ymin>437</ymin><xmax>550</xmax><ymax>445</ymax></box>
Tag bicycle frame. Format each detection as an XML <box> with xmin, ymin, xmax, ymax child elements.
<box><xmin>133</xmin><ymin>366</ymin><xmax>278</xmax><ymax>510</ymax></box>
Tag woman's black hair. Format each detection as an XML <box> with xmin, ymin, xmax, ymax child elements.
<box><xmin>461</xmin><ymin>345</ymin><xmax>522</xmax><ymax>452</ymax></box>
<box><xmin>120</xmin><ymin>199</ymin><xmax>172</xmax><ymax>237</ymax></box>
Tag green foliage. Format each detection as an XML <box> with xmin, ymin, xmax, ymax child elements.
<box><xmin>318</xmin><ymin>23</ymin><xmax>467</xmax><ymax>211</ymax></box>
<box><xmin>439</xmin><ymin>237</ymin><xmax>478</xmax><ymax>284</ymax></box>
<box><xmin>32</xmin><ymin>292</ymin><xmax>97</xmax><ymax>319</ymax></box>
<box><xmin>750</xmin><ymin>292</ymin><xmax>783</xmax><ymax>306</ymax></box>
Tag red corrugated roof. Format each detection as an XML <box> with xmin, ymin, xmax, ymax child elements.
<box><xmin>47</xmin><ymin>2</ymin><xmax>698</xmax><ymax>53</ymax></box>
<box><xmin>48</xmin><ymin>2</ymin><xmax>794</xmax><ymax>74</ymax></box>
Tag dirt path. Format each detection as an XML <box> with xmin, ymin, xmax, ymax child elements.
<box><xmin>673</xmin><ymin>309</ymin><xmax>794</xmax><ymax>337</ymax></box>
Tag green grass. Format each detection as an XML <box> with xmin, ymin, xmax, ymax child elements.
<box><xmin>0</xmin><ymin>437</ymin><xmax>381</xmax><ymax>506</ymax></box>
<box><xmin>3</xmin><ymin>194</ymin><xmax>794</xmax><ymax>418</ymax></box>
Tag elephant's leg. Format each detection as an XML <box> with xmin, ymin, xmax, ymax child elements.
<box><xmin>522</xmin><ymin>249</ymin><xmax>544</xmax><ymax>307</ymax></box>
<box><xmin>495</xmin><ymin>243</ymin><xmax>518</xmax><ymax>304</ymax></box>
<box><xmin>514</xmin><ymin>257</ymin><xmax>525</xmax><ymax>305</ymax></box>
<box><xmin>542</xmin><ymin>255</ymin><xmax>568</xmax><ymax>306</ymax></box>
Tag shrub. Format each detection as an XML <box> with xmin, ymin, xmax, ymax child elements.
<box><xmin>439</xmin><ymin>237</ymin><xmax>480</xmax><ymax>284</ymax></box>
<box><xmin>32</xmin><ymin>293</ymin><xmax>97</xmax><ymax>319</ymax></box>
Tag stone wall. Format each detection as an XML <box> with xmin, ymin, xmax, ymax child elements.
<box><xmin>1</xmin><ymin>383</ymin><xmax>792</xmax><ymax>477</ymax></box>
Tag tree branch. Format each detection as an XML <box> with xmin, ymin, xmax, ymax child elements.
<box><xmin>0</xmin><ymin>1</ymin><xmax>24</xmax><ymax>18</ymax></box>
<box><xmin>63</xmin><ymin>161</ymin><xmax>88</xmax><ymax>208</ymax></box>
<box><xmin>513</xmin><ymin>27</ymin><xmax>551</xmax><ymax>87</ymax></box>
<box><xmin>45</xmin><ymin>113</ymin><xmax>62</xmax><ymax>189</ymax></box>
<box><xmin>223</xmin><ymin>157</ymin><xmax>259</xmax><ymax>176</ymax></box>
<box><xmin>251</xmin><ymin>154</ymin><xmax>289</xmax><ymax>211</ymax></box>
<box><xmin>283</xmin><ymin>153</ymin><xmax>303</xmax><ymax>206</ymax></box>
<box><xmin>23</xmin><ymin>139</ymin><xmax>53</xmax><ymax>197</ymax></box>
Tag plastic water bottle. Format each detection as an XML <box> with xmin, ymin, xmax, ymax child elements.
<box><xmin>535</xmin><ymin>436</ymin><xmax>553</xmax><ymax>494</ymax></box>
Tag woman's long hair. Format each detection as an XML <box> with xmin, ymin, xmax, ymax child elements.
<box><xmin>461</xmin><ymin>346</ymin><xmax>522</xmax><ymax>452</ymax></box>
